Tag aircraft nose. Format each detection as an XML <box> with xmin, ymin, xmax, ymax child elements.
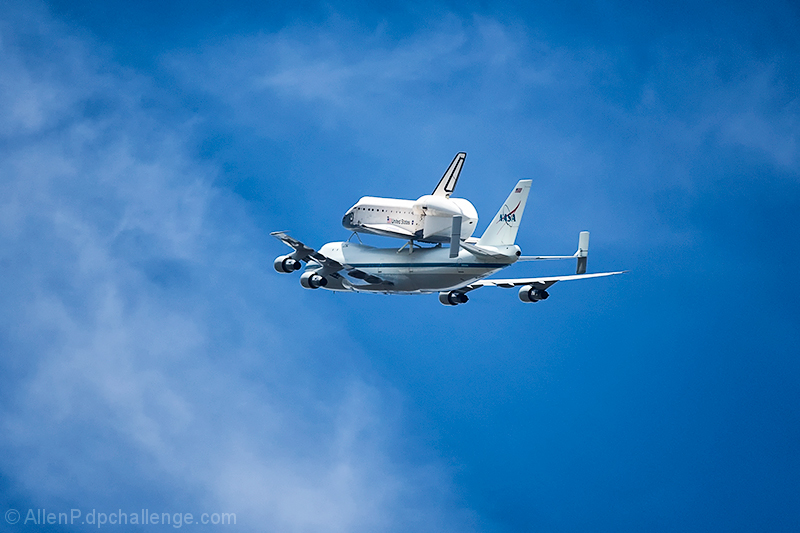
<box><xmin>342</xmin><ymin>212</ymin><xmax>354</xmax><ymax>228</ymax></box>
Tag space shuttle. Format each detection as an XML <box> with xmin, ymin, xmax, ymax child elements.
<box><xmin>341</xmin><ymin>152</ymin><xmax>479</xmax><ymax>243</ymax></box>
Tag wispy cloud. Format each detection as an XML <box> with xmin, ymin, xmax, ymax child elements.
<box><xmin>0</xmin><ymin>4</ymin><xmax>474</xmax><ymax>531</ymax></box>
<box><xmin>167</xmin><ymin>11</ymin><xmax>797</xmax><ymax>250</ymax></box>
<box><xmin>3</xmin><ymin>2</ymin><xmax>798</xmax><ymax>531</ymax></box>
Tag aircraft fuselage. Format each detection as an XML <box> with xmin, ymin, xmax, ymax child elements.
<box><xmin>310</xmin><ymin>241</ymin><xmax>519</xmax><ymax>293</ymax></box>
<box><xmin>341</xmin><ymin>196</ymin><xmax>479</xmax><ymax>243</ymax></box>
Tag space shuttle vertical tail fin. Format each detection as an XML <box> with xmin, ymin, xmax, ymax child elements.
<box><xmin>575</xmin><ymin>231</ymin><xmax>589</xmax><ymax>274</ymax></box>
<box><xmin>477</xmin><ymin>180</ymin><xmax>532</xmax><ymax>246</ymax></box>
<box><xmin>432</xmin><ymin>152</ymin><xmax>466</xmax><ymax>198</ymax></box>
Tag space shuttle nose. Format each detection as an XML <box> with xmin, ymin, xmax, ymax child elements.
<box><xmin>342</xmin><ymin>212</ymin><xmax>355</xmax><ymax>228</ymax></box>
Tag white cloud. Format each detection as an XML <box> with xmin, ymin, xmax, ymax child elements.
<box><xmin>0</xmin><ymin>4</ymin><xmax>474</xmax><ymax>531</ymax></box>
<box><xmin>716</xmin><ymin>69</ymin><xmax>798</xmax><ymax>168</ymax></box>
<box><xmin>637</xmin><ymin>51</ymin><xmax>799</xmax><ymax>171</ymax></box>
<box><xmin>175</xmin><ymin>14</ymin><xmax>798</xmax><ymax>196</ymax></box>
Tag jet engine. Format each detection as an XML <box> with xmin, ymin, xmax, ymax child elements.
<box><xmin>274</xmin><ymin>255</ymin><xmax>302</xmax><ymax>273</ymax></box>
<box><xmin>300</xmin><ymin>271</ymin><xmax>328</xmax><ymax>289</ymax></box>
<box><xmin>439</xmin><ymin>291</ymin><xmax>469</xmax><ymax>306</ymax></box>
<box><xmin>518</xmin><ymin>285</ymin><xmax>550</xmax><ymax>303</ymax></box>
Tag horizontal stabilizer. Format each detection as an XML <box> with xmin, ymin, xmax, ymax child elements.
<box><xmin>459</xmin><ymin>240</ymin><xmax>509</xmax><ymax>259</ymax></box>
<box><xmin>517</xmin><ymin>255</ymin><xmax>575</xmax><ymax>261</ymax></box>
<box><xmin>517</xmin><ymin>232</ymin><xmax>591</xmax><ymax>270</ymax></box>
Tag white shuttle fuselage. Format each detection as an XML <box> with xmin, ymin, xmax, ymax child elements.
<box><xmin>341</xmin><ymin>195</ymin><xmax>478</xmax><ymax>243</ymax></box>
<box><xmin>341</xmin><ymin>152</ymin><xmax>479</xmax><ymax>243</ymax></box>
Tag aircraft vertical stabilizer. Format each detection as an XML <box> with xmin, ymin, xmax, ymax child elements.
<box><xmin>432</xmin><ymin>152</ymin><xmax>466</xmax><ymax>198</ymax></box>
<box><xmin>477</xmin><ymin>180</ymin><xmax>532</xmax><ymax>246</ymax></box>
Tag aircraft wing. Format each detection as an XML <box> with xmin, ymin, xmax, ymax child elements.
<box><xmin>461</xmin><ymin>271</ymin><xmax>625</xmax><ymax>292</ymax></box>
<box><xmin>361</xmin><ymin>223</ymin><xmax>415</xmax><ymax>237</ymax></box>
<box><xmin>271</xmin><ymin>231</ymin><xmax>391</xmax><ymax>285</ymax></box>
<box><xmin>271</xmin><ymin>232</ymin><xmax>318</xmax><ymax>261</ymax></box>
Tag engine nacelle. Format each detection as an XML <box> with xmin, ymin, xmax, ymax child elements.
<box><xmin>300</xmin><ymin>271</ymin><xmax>328</xmax><ymax>289</ymax></box>
<box><xmin>439</xmin><ymin>291</ymin><xmax>469</xmax><ymax>306</ymax></box>
<box><xmin>518</xmin><ymin>285</ymin><xmax>550</xmax><ymax>303</ymax></box>
<box><xmin>274</xmin><ymin>255</ymin><xmax>302</xmax><ymax>273</ymax></box>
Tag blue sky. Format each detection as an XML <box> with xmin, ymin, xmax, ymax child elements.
<box><xmin>1</xmin><ymin>1</ymin><xmax>798</xmax><ymax>531</ymax></box>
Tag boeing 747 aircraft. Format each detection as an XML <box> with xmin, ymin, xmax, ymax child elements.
<box><xmin>273</xmin><ymin>174</ymin><xmax>623</xmax><ymax>305</ymax></box>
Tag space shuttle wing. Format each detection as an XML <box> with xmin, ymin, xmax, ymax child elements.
<box><xmin>361</xmin><ymin>223</ymin><xmax>415</xmax><ymax>237</ymax></box>
<box><xmin>271</xmin><ymin>231</ymin><xmax>392</xmax><ymax>286</ymax></box>
<box><xmin>462</xmin><ymin>271</ymin><xmax>625</xmax><ymax>292</ymax></box>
